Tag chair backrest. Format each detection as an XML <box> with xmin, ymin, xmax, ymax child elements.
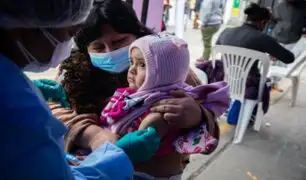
<box><xmin>211</xmin><ymin>45</ymin><xmax>270</xmax><ymax>101</ymax></box>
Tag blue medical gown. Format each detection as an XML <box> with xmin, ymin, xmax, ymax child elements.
<box><xmin>0</xmin><ymin>54</ymin><xmax>133</xmax><ymax>180</ymax></box>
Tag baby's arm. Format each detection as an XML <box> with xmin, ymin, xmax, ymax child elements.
<box><xmin>138</xmin><ymin>113</ymin><xmax>168</xmax><ymax>138</ymax></box>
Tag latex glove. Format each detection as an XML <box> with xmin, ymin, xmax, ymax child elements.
<box><xmin>115</xmin><ymin>127</ymin><xmax>160</xmax><ymax>164</ymax></box>
<box><xmin>33</xmin><ymin>79</ymin><xmax>70</xmax><ymax>107</ymax></box>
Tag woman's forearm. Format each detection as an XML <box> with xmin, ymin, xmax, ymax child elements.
<box><xmin>139</xmin><ymin>112</ymin><xmax>168</xmax><ymax>138</ymax></box>
<box><xmin>76</xmin><ymin>125</ymin><xmax>119</xmax><ymax>150</ymax></box>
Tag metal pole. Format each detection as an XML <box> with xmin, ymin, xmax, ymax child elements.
<box><xmin>271</xmin><ymin>0</ymin><xmax>276</xmax><ymax>10</ymax></box>
<box><xmin>175</xmin><ymin>0</ymin><xmax>186</xmax><ymax>38</ymax></box>
<box><xmin>141</xmin><ymin>0</ymin><xmax>150</xmax><ymax>25</ymax></box>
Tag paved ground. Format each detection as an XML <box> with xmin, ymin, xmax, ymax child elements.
<box><xmin>188</xmin><ymin>70</ymin><xmax>306</xmax><ymax>180</ymax></box>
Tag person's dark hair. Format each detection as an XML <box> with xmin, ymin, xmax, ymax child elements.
<box><xmin>60</xmin><ymin>49</ymin><xmax>128</xmax><ymax>114</ymax></box>
<box><xmin>75</xmin><ymin>0</ymin><xmax>153</xmax><ymax>50</ymax></box>
<box><xmin>244</xmin><ymin>3</ymin><xmax>271</xmax><ymax>22</ymax></box>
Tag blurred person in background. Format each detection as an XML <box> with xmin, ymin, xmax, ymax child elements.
<box><xmin>196</xmin><ymin>0</ymin><xmax>223</xmax><ymax>62</ymax></box>
<box><xmin>272</xmin><ymin>0</ymin><xmax>306</xmax><ymax>50</ymax></box>
<box><xmin>188</xmin><ymin>0</ymin><xmax>196</xmax><ymax>20</ymax></box>
<box><xmin>197</xmin><ymin>3</ymin><xmax>294</xmax><ymax>125</ymax></box>
<box><xmin>163</xmin><ymin>0</ymin><xmax>171</xmax><ymax>25</ymax></box>
<box><xmin>194</xmin><ymin>0</ymin><xmax>202</xmax><ymax>29</ymax></box>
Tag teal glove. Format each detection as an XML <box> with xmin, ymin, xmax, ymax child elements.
<box><xmin>33</xmin><ymin>79</ymin><xmax>70</xmax><ymax>107</ymax></box>
<box><xmin>115</xmin><ymin>127</ymin><xmax>161</xmax><ymax>164</ymax></box>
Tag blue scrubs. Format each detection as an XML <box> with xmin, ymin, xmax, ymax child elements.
<box><xmin>0</xmin><ymin>54</ymin><xmax>133</xmax><ymax>180</ymax></box>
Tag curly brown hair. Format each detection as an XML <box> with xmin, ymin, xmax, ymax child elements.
<box><xmin>59</xmin><ymin>49</ymin><xmax>128</xmax><ymax>115</ymax></box>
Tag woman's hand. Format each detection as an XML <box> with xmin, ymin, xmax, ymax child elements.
<box><xmin>150</xmin><ymin>90</ymin><xmax>202</xmax><ymax>129</ymax></box>
<box><xmin>115</xmin><ymin>127</ymin><xmax>160</xmax><ymax>164</ymax></box>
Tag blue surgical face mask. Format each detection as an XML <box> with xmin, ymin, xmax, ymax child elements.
<box><xmin>89</xmin><ymin>46</ymin><xmax>130</xmax><ymax>73</ymax></box>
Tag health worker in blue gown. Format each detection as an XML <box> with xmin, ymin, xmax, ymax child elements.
<box><xmin>0</xmin><ymin>0</ymin><xmax>157</xmax><ymax>179</ymax></box>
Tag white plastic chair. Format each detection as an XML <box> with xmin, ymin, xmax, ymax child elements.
<box><xmin>268</xmin><ymin>51</ymin><xmax>306</xmax><ymax>107</ymax></box>
<box><xmin>211</xmin><ymin>45</ymin><xmax>270</xmax><ymax>144</ymax></box>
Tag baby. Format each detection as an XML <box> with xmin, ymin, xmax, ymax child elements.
<box><xmin>100</xmin><ymin>33</ymin><xmax>229</xmax><ymax>158</ymax></box>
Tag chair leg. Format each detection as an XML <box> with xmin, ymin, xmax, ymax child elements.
<box><xmin>291</xmin><ymin>76</ymin><xmax>299</xmax><ymax>107</ymax></box>
<box><xmin>233</xmin><ymin>100</ymin><xmax>257</xmax><ymax>144</ymax></box>
<box><xmin>253</xmin><ymin>103</ymin><xmax>262</xmax><ymax>132</ymax></box>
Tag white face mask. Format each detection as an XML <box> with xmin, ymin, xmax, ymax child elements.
<box><xmin>19</xmin><ymin>29</ymin><xmax>73</xmax><ymax>73</ymax></box>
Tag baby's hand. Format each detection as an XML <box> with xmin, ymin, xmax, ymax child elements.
<box><xmin>89</xmin><ymin>131</ymin><xmax>118</xmax><ymax>151</ymax></box>
<box><xmin>139</xmin><ymin>113</ymin><xmax>168</xmax><ymax>137</ymax></box>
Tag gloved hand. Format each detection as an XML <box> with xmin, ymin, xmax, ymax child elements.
<box><xmin>115</xmin><ymin>127</ymin><xmax>160</xmax><ymax>164</ymax></box>
<box><xmin>33</xmin><ymin>79</ymin><xmax>70</xmax><ymax>107</ymax></box>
